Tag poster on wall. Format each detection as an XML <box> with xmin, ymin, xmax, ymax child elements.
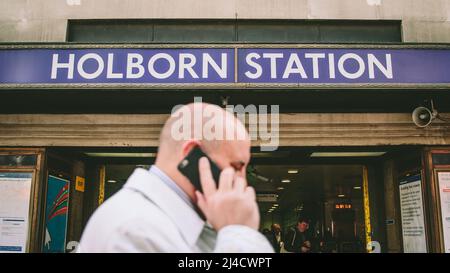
<box><xmin>437</xmin><ymin>171</ymin><xmax>450</xmax><ymax>253</ymax></box>
<box><xmin>0</xmin><ymin>172</ymin><xmax>33</xmax><ymax>253</ymax></box>
<box><xmin>399</xmin><ymin>173</ymin><xmax>428</xmax><ymax>253</ymax></box>
<box><xmin>43</xmin><ymin>175</ymin><xmax>70</xmax><ymax>253</ymax></box>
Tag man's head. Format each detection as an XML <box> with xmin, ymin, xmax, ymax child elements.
<box><xmin>271</xmin><ymin>223</ymin><xmax>281</xmax><ymax>233</ymax></box>
<box><xmin>155</xmin><ymin>102</ymin><xmax>251</xmax><ymax>201</ymax></box>
<box><xmin>297</xmin><ymin>217</ymin><xmax>310</xmax><ymax>233</ymax></box>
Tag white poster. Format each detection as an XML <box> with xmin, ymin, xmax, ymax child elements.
<box><xmin>437</xmin><ymin>172</ymin><xmax>450</xmax><ymax>253</ymax></box>
<box><xmin>399</xmin><ymin>174</ymin><xmax>427</xmax><ymax>253</ymax></box>
<box><xmin>0</xmin><ymin>172</ymin><xmax>33</xmax><ymax>253</ymax></box>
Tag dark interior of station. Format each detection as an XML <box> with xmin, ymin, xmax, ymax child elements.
<box><xmin>45</xmin><ymin>145</ymin><xmax>424</xmax><ymax>253</ymax></box>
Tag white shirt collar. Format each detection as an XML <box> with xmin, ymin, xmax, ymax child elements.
<box><xmin>123</xmin><ymin>168</ymin><xmax>205</xmax><ymax>247</ymax></box>
<box><xmin>149</xmin><ymin>165</ymin><xmax>193</xmax><ymax>208</ymax></box>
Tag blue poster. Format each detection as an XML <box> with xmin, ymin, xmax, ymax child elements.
<box><xmin>43</xmin><ymin>175</ymin><xmax>70</xmax><ymax>253</ymax></box>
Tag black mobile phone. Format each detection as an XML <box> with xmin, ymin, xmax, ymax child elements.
<box><xmin>177</xmin><ymin>146</ymin><xmax>221</xmax><ymax>192</ymax></box>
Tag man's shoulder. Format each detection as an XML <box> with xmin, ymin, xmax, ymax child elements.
<box><xmin>285</xmin><ymin>226</ymin><xmax>297</xmax><ymax>238</ymax></box>
<box><xmin>78</xmin><ymin>187</ymin><xmax>180</xmax><ymax>252</ymax></box>
<box><xmin>287</xmin><ymin>226</ymin><xmax>296</xmax><ymax>233</ymax></box>
<box><xmin>92</xmin><ymin>186</ymin><xmax>168</xmax><ymax>224</ymax></box>
<box><xmin>95</xmin><ymin>168</ymin><xmax>161</xmax><ymax>216</ymax></box>
<box><xmin>81</xmin><ymin>170</ymin><xmax>177</xmax><ymax>235</ymax></box>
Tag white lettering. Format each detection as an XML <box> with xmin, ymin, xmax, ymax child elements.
<box><xmin>51</xmin><ymin>54</ymin><xmax>74</xmax><ymax>79</ymax></box>
<box><xmin>202</xmin><ymin>53</ymin><xmax>227</xmax><ymax>79</ymax></box>
<box><xmin>126</xmin><ymin>53</ymin><xmax>145</xmax><ymax>79</ymax></box>
<box><xmin>107</xmin><ymin>53</ymin><xmax>123</xmax><ymax>79</ymax></box>
<box><xmin>179</xmin><ymin>53</ymin><xmax>199</xmax><ymax>79</ymax></box>
<box><xmin>328</xmin><ymin>53</ymin><xmax>336</xmax><ymax>79</ymax></box>
<box><xmin>245</xmin><ymin>53</ymin><xmax>262</xmax><ymax>79</ymax></box>
<box><xmin>282</xmin><ymin>53</ymin><xmax>307</xmax><ymax>79</ymax></box>
<box><xmin>148</xmin><ymin>53</ymin><xmax>176</xmax><ymax>79</ymax></box>
<box><xmin>263</xmin><ymin>53</ymin><xmax>283</xmax><ymax>79</ymax></box>
<box><xmin>77</xmin><ymin>53</ymin><xmax>104</xmax><ymax>80</ymax></box>
<box><xmin>305</xmin><ymin>53</ymin><xmax>325</xmax><ymax>79</ymax></box>
<box><xmin>338</xmin><ymin>53</ymin><xmax>365</xmax><ymax>79</ymax></box>
<box><xmin>368</xmin><ymin>53</ymin><xmax>393</xmax><ymax>79</ymax></box>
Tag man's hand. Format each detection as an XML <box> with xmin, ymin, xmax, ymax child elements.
<box><xmin>304</xmin><ymin>241</ymin><xmax>311</xmax><ymax>248</ymax></box>
<box><xmin>301</xmin><ymin>241</ymin><xmax>311</xmax><ymax>253</ymax></box>
<box><xmin>195</xmin><ymin>157</ymin><xmax>260</xmax><ymax>231</ymax></box>
<box><xmin>301</xmin><ymin>246</ymin><xmax>310</xmax><ymax>253</ymax></box>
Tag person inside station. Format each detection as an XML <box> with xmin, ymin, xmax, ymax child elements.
<box><xmin>267</xmin><ymin>223</ymin><xmax>283</xmax><ymax>253</ymax></box>
<box><xmin>284</xmin><ymin>216</ymin><xmax>312</xmax><ymax>253</ymax></box>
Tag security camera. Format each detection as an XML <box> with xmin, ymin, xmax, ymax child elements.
<box><xmin>412</xmin><ymin>100</ymin><xmax>438</xmax><ymax>128</ymax></box>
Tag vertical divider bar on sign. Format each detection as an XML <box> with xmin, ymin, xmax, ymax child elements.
<box><xmin>234</xmin><ymin>47</ymin><xmax>238</xmax><ymax>83</ymax></box>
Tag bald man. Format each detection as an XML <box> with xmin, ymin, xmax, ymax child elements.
<box><xmin>78</xmin><ymin>103</ymin><xmax>274</xmax><ymax>252</ymax></box>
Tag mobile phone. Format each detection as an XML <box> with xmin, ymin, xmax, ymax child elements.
<box><xmin>177</xmin><ymin>146</ymin><xmax>221</xmax><ymax>192</ymax></box>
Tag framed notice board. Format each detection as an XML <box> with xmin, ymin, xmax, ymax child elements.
<box><xmin>0</xmin><ymin>172</ymin><xmax>33</xmax><ymax>253</ymax></box>
<box><xmin>435</xmin><ymin>170</ymin><xmax>450</xmax><ymax>253</ymax></box>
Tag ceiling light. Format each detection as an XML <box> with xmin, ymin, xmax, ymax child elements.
<box><xmin>85</xmin><ymin>152</ymin><xmax>156</xmax><ymax>158</ymax></box>
<box><xmin>273</xmin><ymin>204</ymin><xmax>279</xmax><ymax>207</ymax></box>
<box><xmin>338</xmin><ymin>194</ymin><xmax>345</xmax><ymax>198</ymax></box>
<box><xmin>277</xmin><ymin>187</ymin><xmax>284</xmax><ymax>190</ymax></box>
<box><xmin>310</xmin><ymin>152</ymin><xmax>386</xmax><ymax>157</ymax></box>
<box><xmin>281</xmin><ymin>179</ymin><xmax>291</xmax><ymax>183</ymax></box>
<box><xmin>107</xmin><ymin>179</ymin><xmax>117</xmax><ymax>183</ymax></box>
<box><xmin>288</xmin><ymin>169</ymin><xmax>299</xmax><ymax>174</ymax></box>
<box><xmin>353</xmin><ymin>186</ymin><xmax>361</xmax><ymax>190</ymax></box>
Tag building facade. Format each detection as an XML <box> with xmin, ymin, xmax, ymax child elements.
<box><xmin>1</xmin><ymin>0</ymin><xmax>450</xmax><ymax>253</ymax></box>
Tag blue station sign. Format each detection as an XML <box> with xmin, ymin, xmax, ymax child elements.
<box><xmin>1</xmin><ymin>45</ymin><xmax>450</xmax><ymax>87</ymax></box>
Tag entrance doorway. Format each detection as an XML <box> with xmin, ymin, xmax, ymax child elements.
<box><xmin>253</xmin><ymin>164</ymin><xmax>366</xmax><ymax>253</ymax></box>
<box><xmin>41</xmin><ymin>145</ymin><xmax>428</xmax><ymax>253</ymax></box>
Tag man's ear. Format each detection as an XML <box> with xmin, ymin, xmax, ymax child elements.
<box><xmin>181</xmin><ymin>140</ymin><xmax>201</xmax><ymax>157</ymax></box>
